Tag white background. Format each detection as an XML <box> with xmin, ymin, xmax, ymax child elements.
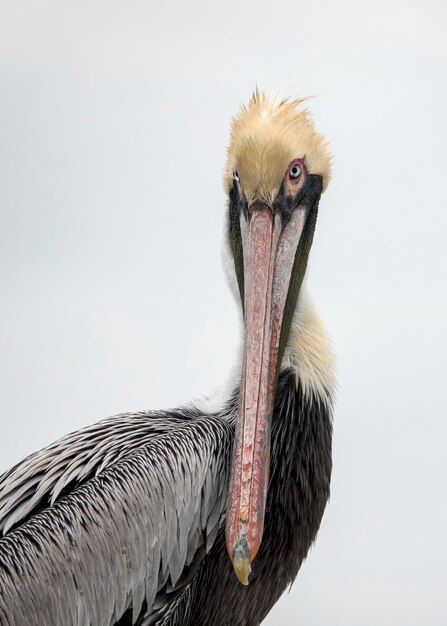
<box><xmin>0</xmin><ymin>2</ymin><xmax>446</xmax><ymax>624</ymax></box>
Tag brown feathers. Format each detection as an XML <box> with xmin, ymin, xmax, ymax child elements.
<box><xmin>225</xmin><ymin>90</ymin><xmax>331</xmax><ymax>204</ymax></box>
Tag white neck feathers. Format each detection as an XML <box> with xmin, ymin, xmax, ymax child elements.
<box><xmin>195</xmin><ymin>283</ymin><xmax>335</xmax><ymax>415</ymax></box>
<box><xmin>282</xmin><ymin>287</ymin><xmax>335</xmax><ymax>406</ymax></box>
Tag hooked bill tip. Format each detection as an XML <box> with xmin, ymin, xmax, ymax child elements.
<box><xmin>232</xmin><ymin>538</ymin><xmax>251</xmax><ymax>585</ymax></box>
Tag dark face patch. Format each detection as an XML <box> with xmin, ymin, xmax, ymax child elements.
<box><xmin>228</xmin><ymin>181</ymin><xmax>247</xmax><ymax>306</ymax></box>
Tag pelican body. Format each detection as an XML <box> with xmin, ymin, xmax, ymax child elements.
<box><xmin>0</xmin><ymin>93</ymin><xmax>334</xmax><ymax>625</ymax></box>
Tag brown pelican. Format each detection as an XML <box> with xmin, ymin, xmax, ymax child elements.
<box><xmin>0</xmin><ymin>91</ymin><xmax>334</xmax><ymax>626</ymax></box>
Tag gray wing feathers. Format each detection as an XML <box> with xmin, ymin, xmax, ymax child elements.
<box><xmin>0</xmin><ymin>415</ymin><xmax>232</xmax><ymax>626</ymax></box>
<box><xmin>0</xmin><ymin>413</ymin><xmax>182</xmax><ymax>535</ymax></box>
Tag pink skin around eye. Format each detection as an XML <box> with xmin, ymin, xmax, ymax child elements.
<box><xmin>283</xmin><ymin>158</ymin><xmax>307</xmax><ymax>197</ymax></box>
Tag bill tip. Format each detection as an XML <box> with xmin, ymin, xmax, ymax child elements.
<box><xmin>232</xmin><ymin>538</ymin><xmax>251</xmax><ymax>585</ymax></box>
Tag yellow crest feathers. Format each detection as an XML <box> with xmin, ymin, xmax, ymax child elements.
<box><xmin>225</xmin><ymin>91</ymin><xmax>331</xmax><ymax>204</ymax></box>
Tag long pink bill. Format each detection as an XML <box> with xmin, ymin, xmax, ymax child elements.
<box><xmin>226</xmin><ymin>203</ymin><xmax>306</xmax><ymax>585</ymax></box>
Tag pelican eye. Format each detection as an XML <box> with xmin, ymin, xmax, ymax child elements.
<box><xmin>233</xmin><ymin>169</ymin><xmax>239</xmax><ymax>182</ymax></box>
<box><xmin>289</xmin><ymin>164</ymin><xmax>302</xmax><ymax>179</ymax></box>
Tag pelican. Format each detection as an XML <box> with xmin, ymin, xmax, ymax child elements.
<box><xmin>0</xmin><ymin>92</ymin><xmax>334</xmax><ymax>626</ymax></box>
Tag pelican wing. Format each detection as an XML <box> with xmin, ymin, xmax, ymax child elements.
<box><xmin>0</xmin><ymin>411</ymin><xmax>232</xmax><ymax>625</ymax></box>
<box><xmin>0</xmin><ymin>412</ymin><xmax>188</xmax><ymax>536</ymax></box>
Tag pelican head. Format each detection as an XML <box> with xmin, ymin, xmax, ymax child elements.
<box><xmin>224</xmin><ymin>91</ymin><xmax>331</xmax><ymax>584</ymax></box>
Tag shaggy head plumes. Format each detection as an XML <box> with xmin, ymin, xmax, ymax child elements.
<box><xmin>225</xmin><ymin>90</ymin><xmax>331</xmax><ymax>205</ymax></box>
